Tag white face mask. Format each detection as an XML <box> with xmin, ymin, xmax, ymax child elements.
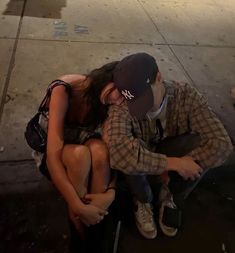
<box><xmin>146</xmin><ymin>78</ymin><xmax>166</xmax><ymax>119</ymax></box>
<box><xmin>146</xmin><ymin>95</ymin><xmax>167</xmax><ymax>120</ymax></box>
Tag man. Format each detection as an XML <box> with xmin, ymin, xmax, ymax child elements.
<box><xmin>103</xmin><ymin>53</ymin><xmax>233</xmax><ymax>239</ymax></box>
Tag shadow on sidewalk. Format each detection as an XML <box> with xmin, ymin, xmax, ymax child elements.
<box><xmin>0</xmin><ymin>159</ymin><xmax>235</xmax><ymax>253</ymax></box>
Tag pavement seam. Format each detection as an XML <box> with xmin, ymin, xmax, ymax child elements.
<box><xmin>136</xmin><ymin>0</ymin><xmax>197</xmax><ymax>86</ymax></box>
<box><xmin>0</xmin><ymin>159</ymin><xmax>34</xmax><ymax>164</ymax></box>
<box><xmin>168</xmin><ymin>45</ymin><xmax>195</xmax><ymax>85</ymax></box>
<box><xmin>136</xmin><ymin>0</ymin><xmax>167</xmax><ymax>43</ymax></box>
<box><xmin>1</xmin><ymin>37</ymin><xmax>235</xmax><ymax>49</ymax></box>
<box><xmin>0</xmin><ymin>180</ymin><xmax>41</xmax><ymax>185</ymax></box>
<box><xmin>0</xmin><ymin>0</ymin><xmax>28</xmax><ymax>123</ymax></box>
<box><xmin>165</xmin><ymin>44</ymin><xmax>235</xmax><ymax>49</ymax></box>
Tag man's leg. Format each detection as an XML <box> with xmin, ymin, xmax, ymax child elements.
<box><xmin>154</xmin><ymin>133</ymin><xmax>202</xmax><ymax>236</ymax></box>
<box><xmin>168</xmin><ymin>170</ymin><xmax>207</xmax><ymax>207</ymax></box>
<box><xmin>125</xmin><ymin>175</ymin><xmax>153</xmax><ymax>203</ymax></box>
<box><xmin>156</xmin><ymin>132</ymin><xmax>202</xmax><ymax>203</ymax></box>
<box><xmin>124</xmin><ymin>175</ymin><xmax>157</xmax><ymax>239</ymax></box>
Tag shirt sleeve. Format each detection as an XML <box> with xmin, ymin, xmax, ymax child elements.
<box><xmin>103</xmin><ymin>103</ymin><xmax>167</xmax><ymax>175</ymax></box>
<box><xmin>183</xmin><ymin>84</ymin><xmax>233</xmax><ymax>169</ymax></box>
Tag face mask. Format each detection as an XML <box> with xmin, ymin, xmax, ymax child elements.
<box><xmin>149</xmin><ymin>78</ymin><xmax>166</xmax><ymax>110</ymax></box>
<box><xmin>146</xmin><ymin>95</ymin><xmax>167</xmax><ymax>120</ymax></box>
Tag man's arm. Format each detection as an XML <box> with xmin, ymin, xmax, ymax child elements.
<box><xmin>103</xmin><ymin>103</ymin><xmax>167</xmax><ymax>175</ymax></box>
<box><xmin>183</xmin><ymin>84</ymin><xmax>233</xmax><ymax>169</ymax></box>
<box><xmin>103</xmin><ymin>102</ymin><xmax>203</xmax><ymax>180</ymax></box>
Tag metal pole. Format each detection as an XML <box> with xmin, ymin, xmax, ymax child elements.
<box><xmin>113</xmin><ymin>220</ymin><xmax>121</xmax><ymax>253</ymax></box>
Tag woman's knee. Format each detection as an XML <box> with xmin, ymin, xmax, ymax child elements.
<box><xmin>62</xmin><ymin>144</ymin><xmax>91</xmax><ymax>167</ymax></box>
<box><xmin>85</xmin><ymin>139</ymin><xmax>109</xmax><ymax>160</ymax></box>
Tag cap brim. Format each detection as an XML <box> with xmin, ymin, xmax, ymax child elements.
<box><xmin>127</xmin><ymin>86</ymin><xmax>153</xmax><ymax>119</ymax></box>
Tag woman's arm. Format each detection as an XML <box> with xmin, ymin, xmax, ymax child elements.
<box><xmin>46</xmin><ymin>85</ymin><xmax>106</xmax><ymax>225</ymax></box>
<box><xmin>46</xmin><ymin>85</ymin><xmax>84</xmax><ymax>211</ymax></box>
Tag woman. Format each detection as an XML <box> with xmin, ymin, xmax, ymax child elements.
<box><xmin>42</xmin><ymin>61</ymin><xmax>123</xmax><ymax>235</ymax></box>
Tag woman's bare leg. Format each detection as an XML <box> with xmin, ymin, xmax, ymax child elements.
<box><xmin>62</xmin><ymin>144</ymin><xmax>91</xmax><ymax>197</ymax></box>
<box><xmin>62</xmin><ymin>144</ymin><xmax>91</xmax><ymax>237</ymax></box>
<box><xmin>85</xmin><ymin>139</ymin><xmax>110</xmax><ymax>193</ymax></box>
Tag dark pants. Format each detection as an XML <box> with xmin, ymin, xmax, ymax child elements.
<box><xmin>125</xmin><ymin>133</ymin><xmax>205</xmax><ymax>204</ymax></box>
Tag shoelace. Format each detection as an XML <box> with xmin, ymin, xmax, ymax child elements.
<box><xmin>160</xmin><ymin>185</ymin><xmax>177</xmax><ymax>210</ymax></box>
<box><xmin>137</xmin><ymin>202</ymin><xmax>154</xmax><ymax>224</ymax></box>
<box><xmin>160</xmin><ymin>185</ymin><xmax>172</xmax><ymax>201</ymax></box>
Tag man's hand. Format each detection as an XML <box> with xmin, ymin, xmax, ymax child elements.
<box><xmin>167</xmin><ymin>156</ymin><xmax>203</xmax><ymax>180</ymax></box>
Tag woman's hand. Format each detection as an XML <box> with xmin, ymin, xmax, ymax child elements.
<box><xmin>70</xmin><ymin>202</ymin><xmax>108</xmax><ymax>226</ymax></box>
<box><xmin>80</xmin><ymin>204</ymin><xmax>108</xmax><ymax>225</ymax></box>
<box><xmin>167</xmin><ymin>156</ymin><xmax>203</xmax><ymax>181</ymax></box>
<box><xmin>84</xmin><ymin>190</ymin><xmax>115</xmax><ymax>211</ymax></box>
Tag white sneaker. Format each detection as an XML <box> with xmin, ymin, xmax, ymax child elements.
<box><xmin>134</xmin><ymin>200</ymin><xmax>157</xmax><ymax>239</ymax></box>
<box><xmin>159</xmin><ymin>184</ymin><xmax>178</xmax><ymax>237</ymax></box>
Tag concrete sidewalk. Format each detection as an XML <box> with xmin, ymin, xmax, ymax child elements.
<box><xmin>0</xmin><ymin>0</ymin><xmax>235</xmax><ymax>252</ymax></box>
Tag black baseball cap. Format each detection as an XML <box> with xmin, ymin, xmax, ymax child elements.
<box><xmin>114</xmin><ymin>52</ymin><xmax>158</xmax><ymax>119</ymax></box>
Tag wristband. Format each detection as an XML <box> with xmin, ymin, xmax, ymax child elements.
<box><xmin>104</xmin><ymin>186</ymin><xmax>116</xmax><ymax>193</ymax></box>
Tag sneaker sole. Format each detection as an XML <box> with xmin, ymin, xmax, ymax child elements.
<box><xmin>159</xmin><ymin>204</ymin><xmax>178</xmax><ymax>237</ymax></box>
<box><xmin>135</xmin><ymin>218</ymin><xmax>157</xmax><ymax>239</ymax></box>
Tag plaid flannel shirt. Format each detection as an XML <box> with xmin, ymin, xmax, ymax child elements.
<box><xmin>103</xmin><ymin>80</ymin><xmax>233</xmax><ymax>175</ymax></box>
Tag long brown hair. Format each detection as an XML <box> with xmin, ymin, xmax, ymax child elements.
<box><xmin>83</xmin><ymin>61</ymin><xmax>119</xmax><ymax>129</ymax></box>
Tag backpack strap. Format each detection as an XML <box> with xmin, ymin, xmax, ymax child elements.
<box><xmin>38</xmin><ymin>79</ymin><xmax>71</xmax><ymax>112</ymax></box>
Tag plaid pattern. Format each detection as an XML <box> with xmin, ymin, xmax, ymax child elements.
<box><xmin>103</xmin><ymin>80</ymin><xmax>233</xmax><ymax>175</ymax></box>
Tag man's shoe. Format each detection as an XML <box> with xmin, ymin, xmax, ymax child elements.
<box><xmin>159</xmin><ymin>184</ymin><xmax>179</xmax><ymax>237</ymax></box>
<box><xmin>134</xmin><ymin>200</ymin><xmax>157</xmax><ymax>239</ymax></box>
